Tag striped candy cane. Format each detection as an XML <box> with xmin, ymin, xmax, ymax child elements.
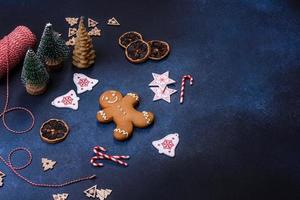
<box><xmin>90</xmin><ymin>146</ymin><xmax>130</xmax><ymax>167</ymax></box>
<box><xmin>180</xmin><ymin>75</ymin><xmax>193</xmax><ymax>104</ymax></box>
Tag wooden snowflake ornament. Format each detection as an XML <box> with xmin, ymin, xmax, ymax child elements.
<box><xmin>42</xmin><ymin>158</ymin><xmax>56</xmax><ymax>171</ymax></box>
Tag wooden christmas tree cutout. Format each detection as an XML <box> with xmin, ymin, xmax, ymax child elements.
<box><xmin>42</xmin><ymin>158</ymin><xmax>56</xmax><ymax>171</ymax></box>
<box><xmin>68</xmin><ymin>28</ymin><xmax>77</xmax><ymax>37</ymax></box>
<box><xmin>96</xmin><ymin>188</ymin><xmax>112</xmax><ymax>200</ymax></box>
<box><xmin>53</xmin><ymin>193</ymin><xmax>69</xmax><ymax>200</ymax></box>
<box><xmin>66</xmin><ymin>37</ymin><xmax>76</xmax><ymax>46</ymax></box>
<box><xmin>72</xmin><ymin>17</ymin><xmax>96</xmax><ymax>69</ymax></box>
<box><xmin>65</xmin><ymin>17</ymin><xmax>79</xmax><ymax>26</ymax></box>
<box><xmin>107</xmin><ymin>17</ymin><xmax>120</xmax><ymax>26</ymax></box>
<box><xmin>88</xmin><ymin>18</ymin><xmax>98</xmax><ymax>27</ymax></box>
<box><xmin>88</xmin><ymin>27</ymin><xmax>101</xmax><ymax>37</ymax></box>
<box><xmin>84</xmin><ymin>185</ymin><xmax>97</xmax><ymax>198</ymax></box>
<box><xmin>0</xmin><ymin>171</ymin><xmax>5</xmax><ymax>187</ymax></box>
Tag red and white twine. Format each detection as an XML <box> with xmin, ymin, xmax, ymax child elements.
<box><xmin>0</xmin><ymin>29</ymin><xmax>95</xmax><ymax>187</ymax></box>
<box><xmin>180</xmin><ymin>75</ymin><xmax>193</xmax><ymax>104</ymax></box>
<box><xmin>90</xmin><ymin>146</ymin><xmax>130</xmax><ymax>167</ymax></box>
<box><xmin>0</xmin><ymin>147</ymin><xmax>96</xmax><ymax>187</ymax></box>
<box><xmin>0</xmin><ymin>29</ymin><xmax>36</xmax><ymax>134</ymax></box>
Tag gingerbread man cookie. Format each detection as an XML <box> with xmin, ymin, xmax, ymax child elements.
<box><xmin>96</xmin><ymin>90</ymin><xmax>154</xmax><ymax>141</ymax></box>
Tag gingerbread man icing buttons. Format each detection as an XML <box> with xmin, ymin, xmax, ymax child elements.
<box><xmin>96</xmin><ymin>90</ymin><xmax>154</xmax><ymax>141</ymax></box>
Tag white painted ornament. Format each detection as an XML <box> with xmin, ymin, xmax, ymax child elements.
<box><xmin>73</xmin><ymin>73</ymin><xmax>99</xmax><ymax>94</ymax></box>
<box><xmin>152</xmin><ymin>133</ymin><xmax>179</xmax><ymax>157</ymax></box>
<box><xmin>150</xmin><ymin>86</ymin><xmax>177</xmax><ymax>103</ymax></box>
<box><xmin>42</xmin><ymin>158</ymin><xmax>56</xmax><ymax>171</ymax></box>
<box><xmin>53</xmin><ymin>193</ymin><xmax>69</xmax><ymax>200</ymax></box>
<box><xmin>149</xmin><ymin>71</ymin><xmax>176</xmax><ymax>90</ymax></box>
<box><xmin>51</xmin><ymin>90</ymin><xmax>80</xmax><ymax>110</ymax></box>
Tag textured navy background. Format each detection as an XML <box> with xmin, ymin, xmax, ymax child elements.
<box><xmin>0</xmin><ymin>0</ymin><xmax>300</xmax><ymax>199</ymax></box>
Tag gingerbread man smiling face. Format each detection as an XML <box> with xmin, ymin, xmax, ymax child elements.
<box><xmin>97</xmin><ymin>90</ymin><xmax>154</xmax><ymax>141</ymax></box>
<box><xmin>100</xmin><ymin>90</ymin><xmax>123</xmax><ymax>107</ymax></box>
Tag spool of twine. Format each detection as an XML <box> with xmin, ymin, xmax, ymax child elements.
<box><xmin>0</xmin><ymin>26</ymin><xmax>36</xmax><ymax>134</ymax></box>
<box><xmin>0</xmin><ymin>27</ymin><xmax>96</xmax><ymax>187</ymax></box>
<box><xmin>0</xmin><ymin>26</ymin><xmax>36</xmax><ymax>78</ymax></box>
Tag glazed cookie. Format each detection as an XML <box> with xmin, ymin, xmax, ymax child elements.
<box><xmin>96</xmin><ymin>90</ymin><xmax>154</xmax><ymax>141</ymax></box>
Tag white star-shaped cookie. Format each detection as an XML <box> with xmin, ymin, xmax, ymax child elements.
<box><xmin>149</xmin><ymin>71</ymin><xmax>176</xmax><ymax>90</ymax></box>
<box><xmin>150</xmin><ymin>86</ymin><xmax>177</xmax><ymax>103</ymax></box>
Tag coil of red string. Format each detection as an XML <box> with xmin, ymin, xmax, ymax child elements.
<box><xmin>0</xmin><ymin>26</ymin><xmax>36</xmax><ymax>133</ymax></box>
<box><xmin>91</xmin><ymin>146</ymin><xmax>130</xmax><ymax>167</ymax></box>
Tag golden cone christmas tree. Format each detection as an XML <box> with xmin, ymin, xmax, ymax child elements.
<box><xmin>72</xmin><ymin>17</ymin><xmax>96</xmax><ymax>68</ymax></box>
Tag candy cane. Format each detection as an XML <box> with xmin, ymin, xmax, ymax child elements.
<box><xmin>180</xmin><ymin>75</ymin><xmax>193</xmax><ymax>104</ymax></box>
<box><xmin>90</xmin><ymin>146</ymin><xmax>130</xmax><ymax>167</ymax></box>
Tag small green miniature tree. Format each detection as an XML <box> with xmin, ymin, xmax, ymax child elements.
<box><xmin>21</xmin><ymin>49</ymin><xmax>49</xmax><ymax>95</ymax></box>
<box><xmin>37</xmin><ymin>23</ymin><xmax>69</xmax><ymax>69</ymax></box>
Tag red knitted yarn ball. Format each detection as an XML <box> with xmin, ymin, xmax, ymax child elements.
<box><xmin>0</xmin><ymin>26</ymin><xmax>36</xmax><ymax>78</ymax></box>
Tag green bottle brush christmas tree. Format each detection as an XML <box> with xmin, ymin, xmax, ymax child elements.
<box><xmin>21</xmin><ymin>49</ymin><xmax>49</xmax><ymax>95</ymax></box>
<box><xmin>37</xmin><ymin>23</ymin><xmax>69</xmax><ymax>70</ymax></box>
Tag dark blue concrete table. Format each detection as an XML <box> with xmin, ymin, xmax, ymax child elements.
<box><xmin>0</xmin><ymin>0</ymin><xmax>300</xmax><ymax>199</ymax></box>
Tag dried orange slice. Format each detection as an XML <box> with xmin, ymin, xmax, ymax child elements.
<box><xmin>119</xmin><ymin>31</ymin><xmax>143</xmax><ymax>48</ymax></box>
<box><xmin>40</xmin><ymin>119</ymin><xmax>69</xmax><ymax>144</ymax></box>
<box><xmin>148</xmin><ymin>40</ymin><xmax>170</xmax><ymax>60</ymax></box>
<box><xmin>125</xmin><ymin>40</ymin><xmax>150</xmax><ymax>63</ymax></box>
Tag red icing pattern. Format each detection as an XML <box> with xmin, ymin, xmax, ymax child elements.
<box><xmin>62</xmin><ymin>96</ymin><xmax>73</xmax><ymax>105</ymax></box>
<box><xmin>162</xmin><ymin>139</ymin><xmax>174</xmax><ymax>150</ymax></box>
<box><xmin>78</xmin><ymin>78</ymin><xmax>90</xmax><ymax>87</ymax></box>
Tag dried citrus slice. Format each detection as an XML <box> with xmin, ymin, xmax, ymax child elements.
<box><xmin>119</xmin><ymin>31</ymin><xmax>143</xmax><ymax>48</ymax></box>
<box><xmin>40</xmin><ymin>119</ymin><xmax>69</xmax><ymax>144</ymax></box>
<box><xmin>148</xmin><ymin>40</ymin><xmax>170</xmax><ymax>60</ymax></box>
<box><xmin>125</xmin><ymin>40</ymin><xmax>150</xmax><ymax>63</ymax></box>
